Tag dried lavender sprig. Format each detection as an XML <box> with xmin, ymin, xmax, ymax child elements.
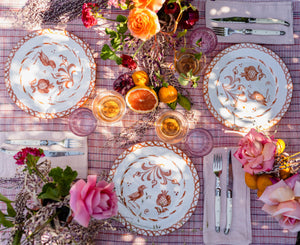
<box><xmin>13</xmin><ymin>0</ymin><xmax>108</xmax><ymax>29</ymax></box>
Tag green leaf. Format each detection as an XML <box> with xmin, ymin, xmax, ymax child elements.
<box><xmin>100</xmin><ymin>44</ymin><xmax>115</xmax><ymax>60</ymax></box>
<box><xmin>178</xmin><ymin>75</ymin><xmax>190</xmax><ymax>86</ymax></box>
<box><xmin>0</xmin><ymin>193</ymin><xmax>12</xmax><ymax>204</ymax></box>
<box><xmin>180</xmin><ymin>47</ymin><xmax>186</xmax><ymax>53</ymax></box>
<box><xmin>167</xmin><ymin>101</ymin><xmax>177</xmax><ymax>110</ymax></box>
<box><xmin>167</xmin><ymin>0</ymin><xmax>177</xmax><ymax>3</ymax></box>
<box><xmin>105</xmin><ymin>28</ymin><xmax>117</xmax><ymax>38</ymax></box>
<box><xmin>177</xmin><ymin>29</ymin><xmax>187</xmax><ymax>38</ymax></box>
<box><xmin>0</xmin><ymin>193</ymin><xmax>16</xmax><ymax>217</ymax></box>
<box><xmin>178</xmin><ymin>93</ymin><xmax>191</xmax><ymax>111</ymax></box>
<box><xmin>196</xmin><ymin>38</ymin><xmax>202</xmax><ymax>46</ymax></box>
<box><xmin>49</xmin><ymin>166</ymin><xmax>77</xmax><ymax>197</ymax></box>
<box><xmin>116</xmin><ymin>15</ymin><xmax>127</xmax><ymax>23</ymax></box>
<box><xmin>38</xmin><ymin>183</ymin><xmax>60</xmax><ymax>201</ymax></box>
<box><xmin>0</xmin><ymin>211</ymin><xmax>13</xmax><ymax>228</ymax></box>
<box><xmin>117</xmin><ymin>22</ymin><xmax>128</xmax><ymax>34</ymax></box>
<box><xmin>111</xmin><ymin>37</ymin><xmax>121</xmax><ymax>50</ymax></box>
<box><xmin>194</xmin><ymin>52</ymin><xmax>202</xmax><ymax>60</ymax></box>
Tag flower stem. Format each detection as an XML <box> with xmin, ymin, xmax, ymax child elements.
<box><xmin>133</xmin><ymin>41</ymin><xmax>146</xmax><ymax>58</ymax></box>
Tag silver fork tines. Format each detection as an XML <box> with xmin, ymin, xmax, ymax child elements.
<box><xmin>41</xmin><ymin>139</ymin><xmax>82</xmax><ymax>148</ymax></box>
<box><xmin>212</xmin><ymin>27</ymin><xmax>243</xmax><ymax>36</ymax></box>
<box><xmin>213</xmin><ymin>153</ymin><xmax>223</xmax><ymax>233</ymax></box>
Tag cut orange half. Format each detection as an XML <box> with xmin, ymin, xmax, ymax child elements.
<box><xmin>125</xmin><ymin>86</ymin><xmax>158</xmax><ymax>113</ymax></box>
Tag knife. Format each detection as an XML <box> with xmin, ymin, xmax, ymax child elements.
<box><xmin>0</xmin><ymin>148</ymin><xmax>84</xmax><ymax>157</ymax></box>
<box><xmin>224</xmin><ymin>150</ymin><xmax>233</xmax><ymax>234</ymax></box>
<box><xmin>212</xmin><ymin>17</ymin><xmax>290</xmax><ymax>27</ymax></box>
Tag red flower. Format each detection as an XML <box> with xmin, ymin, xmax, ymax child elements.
<box><xmin>179</xmin><ymin>8</ymin><xmax>199</xmax><ymax>29</ymax></box>
<box><xmin>121</xmin><ymin>54</ymin><xmax>137</xmax><ymax>70</ymax></box>
<box><xmin>164</xmin><ymin>1</ymin><xmax>180</xmax><ymax>15</ymax></box>
<box><xmin>14</xmin><ymin>148</ymin><xmax>45</xmax><ymax>165</ymax></box>
<box><xmin>82</xmin><ymin>3</ymin><xmax>98</xmax><ymax>28</ymax></box>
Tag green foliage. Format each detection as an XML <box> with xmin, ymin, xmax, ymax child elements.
<box><xmin>0</xmin><ymin>193</ymin><xmax>15</xmax><ymax>228</ymax></box>
<box><xmin>100</xmin><ymin>15</ymin><xmax>132</xmax><ymax>65</ymax></box>
<box><xmin>178</xmin><ymin>93</ymin><xmax>191</xmax><ymax>111</ymax></box>
<box><xmin>167</xmin><ymin>101</ymin><xmax>177</xmax><ymax>110</ymax></box>
<box><xmin>178</xmin><ymin>69</ymin><xmax>200</xmax><ymax>88</ymax></box>
<box><xmin>38</xmin><ymin>166</ymin><xmax>77</xmax><ymax>201</ymax></box>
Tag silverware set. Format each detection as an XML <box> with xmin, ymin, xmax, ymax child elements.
<box><xmin>1</xmin><ymin>138</ymin><xmax>83</xmax><ymax>157</ymax></box>
<box><xmin>212</xmin><ymin>27</ymin><xmax>285</xmax><ymax>37</ymax></box>
<box><xmin>213</xmin><ymin>151</ymin><xmax>233</xmax><ymax>234</ymax></box>
<box><xmin>211</xmin><ymin>16</ymin><xmax>289</xmax><ymax>36</ymax></box>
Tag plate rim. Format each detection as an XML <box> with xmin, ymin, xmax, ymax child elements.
<box><xmin>108</xmin><ymin>141</ymin><xmax>200</xmax><ymax>236</ymax></box>
<box><xmin>4</xmin><ymin>28</ymin><xmax>96</xmax><ymax>119</ymax></box>
<box><xmin>203</xmin><ymin>43</ymin><xmax>293</xmax><ymax>132</ymax></box>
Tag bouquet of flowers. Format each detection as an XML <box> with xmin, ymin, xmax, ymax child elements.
<box><xmin>234</xmin><ymin>129</ymin><xmax>300</xmax><ymax>232</ymax></box>
<box><xmin>81</xmin><ymin>0</ymin><xmax>203</xmax><ymax>112</ymax></box>
<box><xmin>0</xmin><ymin>148</ymin><xmax>118</xmax><ymax>244</ymax></box>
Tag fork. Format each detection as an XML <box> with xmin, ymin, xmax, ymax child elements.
<box><xmin>212</xmin><ymin>26</ymin><xmax>285</xmax><ymax>36</ymax></box>
<box><xmin>213</xmin><ymin>153</ymin><xmax>223</xmax><ymax>232</ymax></box>
<box><xmin>5</xmin><ymin>138</ymin><xmax>82</xmax><ymax>148</ymax></box>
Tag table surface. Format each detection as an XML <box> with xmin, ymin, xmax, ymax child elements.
<box><xmin>0</xmin><ymin>0</ymin><xmax>299</xmax><ymax>244</ymax></box>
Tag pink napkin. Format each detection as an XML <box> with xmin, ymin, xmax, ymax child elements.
<box><xmin>0</xmin><ymin>131</ymin><xmax>88</xmax><ymax>178</ymax></box>
<box><xmin>203</xmin><ymin>147</ymin><xmax>251</xmax><ymax>245</ymax></box>
<box><xmin>206</xmin><ymin>0</ymin><xmax>294</xmax><ymax>44</ymax></box>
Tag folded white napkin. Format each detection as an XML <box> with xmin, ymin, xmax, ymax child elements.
<box><xmin>0</xmin><ymin>131</ymin><xmax>88</xmax><ymax>178</ymax></box>
<box><xmin>203</xmin><ymin>147</ymin><xmax>252</xmax><ymax>245</ymax></box>
<box><xmin>206</xmin><ymin>0</ymin><xmax>294</xmax><ymax>44</ymax></box>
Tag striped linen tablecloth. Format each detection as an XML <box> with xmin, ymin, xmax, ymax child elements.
<box><xmin>0</xmin><ymin>0</ymin><xmax>299</xmax><ymax>244</ymax></box>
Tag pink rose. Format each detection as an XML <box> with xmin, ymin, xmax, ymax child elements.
<box><xmin>69</xmin><ymin>175</ymin><xmax>118</xmax><ymax>227</ymax></box>
<box><xmin>259</xmin><ymin>174</ymin><xmax>300</xmax><ymax>232</ymax></box>
<box><xmin>82</xmin><ymin>3</ymin><xmax>98</xmax><ymax>28</ymax></box>
<box><xmin>233</xmin><ymin>128</ymin><xmax>277</xmax><ymax>175</ymax></box>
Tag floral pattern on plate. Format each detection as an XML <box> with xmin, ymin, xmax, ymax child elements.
<box><xmin>4</xmin><ymin>29</ymin><xmax>96</xmax><ymax>119</ymax></box>
<box><xmin>108</xmin><ymin>141</ymin><xmax>200</xmax><ymax>236</ymax></box>
<box><xmin>203</xmin><ymin>43</ymin><xmax>293</xmax><ymax>132</ymax></box>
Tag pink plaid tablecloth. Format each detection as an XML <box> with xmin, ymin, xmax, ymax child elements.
<box><xmin>0</xmin><ymin>0</ymin><xmax>299</xmax><ymax>244</ymax></box>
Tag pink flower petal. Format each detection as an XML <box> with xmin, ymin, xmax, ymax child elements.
<box><xmin>259</xmin><ymin>180</ymin><xmax>292</xmax><ymax>205</ymax></box>
<box><xmin>73</xmin><ymin>199</ymin><xmax>91</xmax><ymax>227</ymax></box>
<box><xmin>69</xmin><ymin>179</ymin><xmax>86</xmax><ymax>211</ymax></box>
<box><xmin>81</xmin><ymin>175</ymin><xmax>97</xmax><ymax>199</ymax></box>
<box><xmin>262</xmin><ymin>142</ymin><xmax>276</xmax><ymax>161</ymax></box>
<box><xmin>294</xmin><ymin>181</ymin><xmax>300</xmax><ymax>197</ymax></box>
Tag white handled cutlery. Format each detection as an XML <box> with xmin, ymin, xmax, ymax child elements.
<box><xmin>0</xmin><ymin>148</ymin><xmax>84</xmax><ymax>157</ymax></box>
<box><xmin>5</xmin><ymin>139</ymin><xmax>82</xmax><ymax>148</ymax></box>
<box><xmin>224</xmin><ymin>150</ymin><xmax>233</xmax><ymax>234</ymax></box>
<box><xmin>213</xmin><ymin>154</ymin><xmax>223</xmax><ymax>232</ymax></box>
<box><xmin>212</xmin><ymin>17</ymin><xmax>290</xmax><ymax>27</ymax></box>
<box><xmin>212</xmin><ymin>27</ymin><xmax>285</xmax><ymax>36</ymax></box>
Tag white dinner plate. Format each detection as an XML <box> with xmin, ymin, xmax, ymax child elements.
<box><xmin>108</xmin><ymin>141</ymin><xmax>200</xmax><ymax>236</ymax></box>
<box><xmin>4</xmin><ymin>29</ymin><xmax>96</xmax><ymax>119</ymax></box>
<box><xmin>203</xmin><ymin>43</ymin><xmax>293</xmax><ymax>132</ymax></box>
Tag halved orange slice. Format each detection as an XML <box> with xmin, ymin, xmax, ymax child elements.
<box><xmin>125</xmin><ymin>86</ymin><xmax>158</xmax><ymax>113</ymax></box>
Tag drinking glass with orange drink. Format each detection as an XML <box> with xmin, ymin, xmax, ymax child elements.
<box><xmin>92</xmin><ymin>91</ymin><xmax>126</xmax><ymax>124</ymax></box>
<box><xmin>155</xmin><ymin>110</ymin><xmax>189</xmax><ymax>144</ymax></box>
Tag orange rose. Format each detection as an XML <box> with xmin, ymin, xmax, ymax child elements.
<box><xmin>132</xmin><ymin>0</ymin><xmax>165</xmax><ymax>12</ymax></box>
<box><xmin>127</xmin><ymin>8</ymin><xmax>160</xmax><ymax>41</ymax></box>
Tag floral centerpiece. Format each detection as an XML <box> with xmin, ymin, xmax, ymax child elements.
<box><xmin>234</xmin><ymin>128</ymin><xmax>300</xmax><ymax>232</ymax></box>
<box><xmin>0</xmin><ymin>148</ymin><xmax>118</xmax><ymax>244</ymax></box>
<box><xmin>81</xmin><ymin>0</ymin><xmax>203</xmax><ymax>113</ymax></box>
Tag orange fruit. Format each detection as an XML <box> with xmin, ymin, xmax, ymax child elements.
<box><xmin>279</xmin><ymin>163</ymin><xmax>291</xmax><ymax>180</ymax></box>
<box><xmin>257</xmin><ymin>189</ymin><xmax>264</xmax><ymax>198</ymax></box>
<box><xmin>125</xmin><ymin>86</ymin><xmax>158</xmax><ymax>113</ymax></box>
<box><xmin>257</xmin><ymin>174</ymin><xmax>273</xmax><ymax>192</ymax></box>
<box><xmin>158</xmin><ymin>85</ymin><xmax>178</xmax><ymax>103</ymax></box>
<box><xmin>244</xmin><ymin>172</ymin><xmax>258</xmax><ymax>190</ymax></box>
<box><xmin>132</xmin><ymin>70</ymin><xmax>149</xmax><ymax>86</ymax></box>
<box><xmin>276</xmin><ymin>139</ymin><xmax>285</xmax><ymax>154</ymax></box>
